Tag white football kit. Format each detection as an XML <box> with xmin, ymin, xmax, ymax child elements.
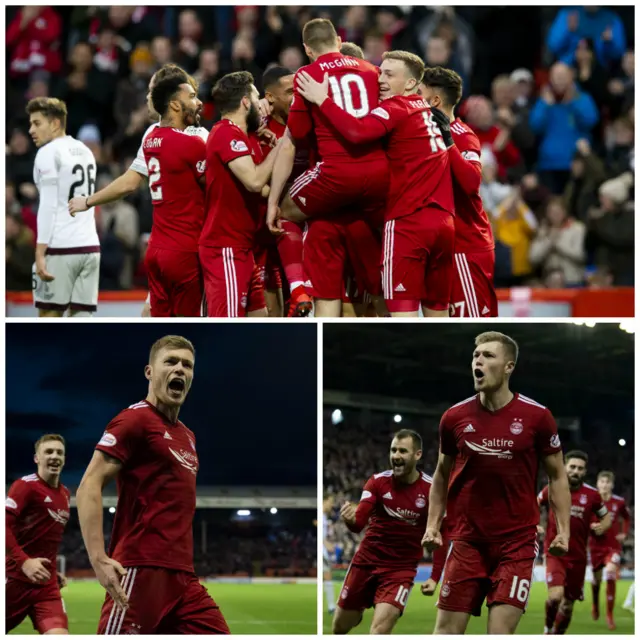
<box><xmin>32</xmin><ymin>135</ymin><xmax>100</xmax><ymax>314</ymax></box>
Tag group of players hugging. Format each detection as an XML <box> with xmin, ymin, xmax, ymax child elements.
<box><xmin>30</xmin><ymin>17</ymin><xmax>497</xmax><ymax>318</ymax></box>
<box><xmin>323</xmin><ymin>331</ymin><xmax>631</xmax><ymax>635</ymax></box>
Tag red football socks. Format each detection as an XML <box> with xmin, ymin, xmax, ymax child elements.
<box><xmin>553</xmin><ymin>611</ymin><xmax>572</xmax><ymax>635</ymax></box>
<box><xmin>607</xmin><ymin>579</ymin><xmax>616</xmax><ymax>616</ymax></box>
<box><xmin>277</xmin><ymin>220</ymin><xmax>305</xmax><ymax>291</ymax></box>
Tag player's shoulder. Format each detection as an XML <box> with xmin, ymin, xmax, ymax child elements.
<box><xmin>451</xmin><ymin>118</ymin><xmax>474</xmax><ymax>138</ymax></box>
<box><xmin>443</xmin><ymin>395</ymin><xmax>477</xmax><ymax>419</ymax></box>
<box><xmin>452</xmin><ymin>118</ymin><xmax>481</xmax><ymax>155</ymax></box>
<box><xmin>34</xmin><ymin>139</ymin><xmax>58</xmax><ymax>165</ymax></box>
<box><xmin>373</xmin><ymin>469</ymin><xmax>394</xmax><ymax>481</ymax></box>
<box><xmin>8</xmin><ymin>474</ymin><xmax>38</xmax><ymax>495</ymax></box>
<box><xmin>112</xmin><ymin>400</ymin><xmax>153</xmax><ymax>423</ymax></box>
<box><xmin>516</xmin><ymin>393</ymin><xmax>548</xmax><ymax>415</ymax></box>
<box><xmin>20</xmin><ymin>473</ymin><xmax>40</xmax><ymax>484</ymax></box>
<box><xmin>582</xmin><ymin>483</ymin><xmax>600</xmax><ymax>495</ymax></box>
<box><xmin>184</xmin><ymin>125</ymin><xmax>209</xmax><ymax>143</ymax></box>
<box><xmin>612</xmin><ymin>493</ymin><xmax>626</xmax><ymax>504</ymax></box>
<box><xmin>142</xmin><ymin>122</ymin><xmax>160</xmax><ymax>142</ymax></box>
<box><xmin>420</xmin><ymin>471</ymin><xmax>433</xmax><ymax>485</ymax></box>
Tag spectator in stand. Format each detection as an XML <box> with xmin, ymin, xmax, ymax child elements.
<box><xmin>587</xmin><ymin>173</ymin><xmax>634</xmax><ymax>286</ymax></box>
<box><xmin>53</xmin><ymin>41</ymin><xmax>116</xmax><ymax>137</ymax></box>
<box><xmin>363</xmin><ymin>30</ymin><xmax>387</xmax><ymax>66</ymax></box>
<box><xmin>95</xmin><ymin>6</ymin><xmax>157</xmax><ymax>59</ymax></box>
<box><xmin>490</xmin><ymin>189</ymin><xmax>538</xmax><ymax>286</ymax></box>
<box><xmin>510</xmin><ymin>68</ymin><xmax>536</xmax><ymax>109</ymax></box>
<box><xmin>7</xmin><ymin>128</ymin><xmax>37</xmax><ymax>197</ymax></box>
<box><xmin>519</xmin><ymin>172</ymin><xmax>551</xmax><ymax>218</ymax></box>
<box><xmin>151</xmin><ymin>36</ymin><xmax>174</xmax><ymax>71</ymax></box>
<box><xmin>491</xmin><ymin>74</ymin><xmax>536</xmax><ymax>171</ymax></box>
<box><xmin>608</xmin><ymin>50</ymin><xmax>634</xmax><ymax>120</ymax></box>
<box><xmin>478</xmin><ymin>148</ymin><xmax>513</xmax><ymax>216</ymax></box>
<box><xmin>175</xmin><ymin>9</ymin><xmax>204</xmax><ymax>73</ymax></box>
<box><xmin>6</xmin><ymin>208</ymin><xmax>35</xmax><ymax>292</ymax></box>
<box><xmin>77</xmin><ymin>124</ymin><xmax>109</xmax><ymax>175</ymax></box>
<box><xmin>573</xmin><ymin>37</ymin><xmax>608</xmax><ymax>114</ymax></box>
<box><xmin>337</xmin><ymin>7</ymin><xmax>368</xmax><ymax>49</ymax></box>
<box><xmin>529</xmin><ymin>197</ymin><xmax>586</xmax><ymax>287</ymax></box>
<box><xmin>606</xmin><ymin>117</ymin><xmax>634</xmax><ymax>178</ymax></box>
<box><xmin>464</xmin><ymin>95</ymin><xmax>523</xmax><ymax>181</ymax></box>
<box><xmin>194</xmin><ymin>48</ymin><xmax>222</xmax><ymax>128</ymax></box>
<box><xmin>279</xmin><ymin>46</ymin><xmax>304</xmax><ymax>72</ymax></box>
<box><xmin>7</xmin><ymin>7</ymin><xmax>62</xmax><ymax>85</ymax></box>
<box><xmin>563</xmin><ymin>138</ymin><xmax>607</xmax><ymax>221</ymax></box>
<box><xmin>424</xmin><ymin>36</ymin><xmax>468</xmax><ymax>97</ymax></box>
<box><xmin>374</xmin><ymin>6</ymin><xmax>416</xmax><ymax>53</ymax></box>
<box><xmin>530</xmin><ymin>62</ymin><xmax>599</xmax><ymax>195</ymax></box>
<box><xmin>92</xmin><ymin>27</ymin><xmax>126</xmax><ymax>76</ymax></box>
<box><xmin>547</xmin><ymin>7</ymin><xmax>626</xmax><ymax>69</ymax></box>
<box><xmin>230</xmin><ymin>34</ymin><xmax>263</xmax><ymax>85</ymax></box>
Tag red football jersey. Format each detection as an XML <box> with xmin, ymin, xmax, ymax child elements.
<box><xmin>289</xmin><ymin>52</ymin><xmax>386</xmax><ymax>164</ymax></box>
<box><xmin>351</xmin><ymin>470</ymin><xmax>432</xmax><ymax>569</ymax></box>
<box><xmin>142</xmin><ymin>127</ymin><xmax>206</xmax><ymax>253</ymax></box>
<box><xmin>261</xmin><ymin>116</ymin><xmax>312</xmax><ymax>184</ymax></box>
<box><xmin>95</xmin><ymin>400</ymin><xmax>199</xmax><ymax>573</ymax></box>
<box><xmin>539</xmin><ymin>483</ymin><xmax>607</xmax><ymax>563</ymax></box>
<box><xmin>450</xmin><ymin>118</ymin><xmax>494</xmax><ymax>253</ymax></box>
<box><xmin>5</xmin><ymin>474</ymin><xmax>71</xmax><ymax>584</ymax></box>
<box><xmin>367</xmin><ymin>95</ymin><xmax>454</xmax><ymax>221</ymax></box>
<box><xmin>201</xmin><ymin>120</ymin><xmax>264</xmax><ymax>250</ymax></box>
<box><xmin>440</xmin><ymin>393</ymin><xmax>561</xmax><ymax>542</ymax></box>
<box><xmin>589</xmin><ymin>494</ymin><xmax>630</xmax><ymax>553</ymax></box>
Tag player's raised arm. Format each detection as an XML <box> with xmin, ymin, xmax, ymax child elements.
<box><xmin>296</xmin><ymin>71</ymin><xmax>388</xmax><ymax>144</ymax></box>
<box><xmin>543</xmin><ymin>451</ymin><xmax>571</xmax><ymax>556</ymax></box>
<box><xmin>423</xmin><ymin>452</ymin><xmax>454</xmax><ymax>551</ymax></box>
<box><xmin>69</xmin><ymin>169</ymin><xmax>144</xmax><ymax>216</ymax></box>
<box><xmin>76</xmin><ymin>450</ymin><xmax>129</xmax><ymax>608</ymax></box>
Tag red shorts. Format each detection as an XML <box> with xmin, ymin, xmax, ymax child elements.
<box><xmin>590</xmin><ymin>547</ymin><xmax>623</xmax><ymax>572</ymax></box>
<box><xmin>437</xmin><ymin>531</ymin><xmax>538</xmax><ymax>616</ymax></box>
<box><xmin>199</xmin><ymin>246</ymin><xmax>265</xmax><ymax>317</ymax></box>
<box><xmin>289</xmin><ymin>160</ymin><xmax>388</xmax><ymax>219</ymax></box>
<box><xmin>146</xmin><ymin>246</ymin><xmax>203</xmax><ymax>317</ymax></box>
<box><xmin>450</xmin><ymin>250</ymin><xmax>497</xmax><ymax>317</ymax></box>
<box><xmin>254</xmin><ymin>235</ymin><xmax>283</xmax><ymax>291</ymax></box>
<box><xmin>97</xmin><ymin>567</ymin><xmax>229</xmax><ymax>634</ymax></box>
<box><xmin>382</xmin><ymin>208</ymin><xmax>455</xmax><ymax>312</ymax></box>
<box><xmin>343</xmin><ymin>217</ymin><xmax>383</xmax><ymax>298</ymax></box>
<box><xmin>338</xmin><ymin>563</ymin><xmax>417</xmax><ymax>613</ymax></box>
<box><xmin>6</xmin><ymin>577</ymin><xmax>68</xmax><ymax>634</ymax></box>
<box><xmin>545</xmin><ymin>555</ymin><xmax>586</xmax><ymax>602</ymax></box>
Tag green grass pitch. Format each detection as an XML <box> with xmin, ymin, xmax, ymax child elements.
<box><xmin>10</xmin><ymin>581</ymin><xmax>317</xmax><ymax>634</ymax></box>
<box><xmin>323</xmin><ymin>580</ymin><xmax>635</xmax><ymax>634</ymax></box>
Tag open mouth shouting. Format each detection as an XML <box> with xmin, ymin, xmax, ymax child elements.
<box><xmin>167</xmin><ymin>377</ymin><xmax>186</xmax><ymax>399</ymax></box>
<box><xmin>392</xmin><ymin>459</ymin><xmax>406</xmax><ymax>474</ymax></box>
<box><xmin>47</xmin><ymin>461</ymin><xmax>62</xmax><ymax>472</ymax></box>
<box><xmin>474</xmin><ymin>368</ymin><xmax>485</xmax><ymax>382</ymax></box>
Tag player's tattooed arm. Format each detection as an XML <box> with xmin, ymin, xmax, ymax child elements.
<box><xmin>423</xmin><ymin>452</ymin><xmax>454</xmax><ymax>551</ymax></box>
<box><xmin>77</xmin><ymin>450</ymin><xmax>130</xmax><ymax>609</ymax></box>
<box><xmin>69</xmin><ymin>170</ymin><xmax>144</xmax><ymax>216</ymax></box>
<box><xmin>543</xmin><ymin>451</ymin><xmax>571</xmax><ymax>556</ymax></box>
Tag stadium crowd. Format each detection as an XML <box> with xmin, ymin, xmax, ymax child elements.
<box><xmin>58</xmin><ymin>512</ymin><xmax>317</xmax><ymax>578</ymax></box>
<box><xmin>6</xmin><ymin>5</ymin><xmax>634</xmax><ymax>292</ymax></box>
<box><xmin>323</xmin><ymin>409</ymin><xmax>635</xmax><ymax>566</ymax></box>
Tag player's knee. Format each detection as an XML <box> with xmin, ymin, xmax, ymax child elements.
<box><xmin>43</xmin><ymin>628</ymin><xmax>68</xmax><ymax>635</ymax></box>
<box><xmin>559</xmin><ymin>600</ymin><xmax>574</xmax><ymax>615</ymax></box>
<box><xmin>332</xmin><ymin>611</ymin><xmax>362</xmax><ymax>634</ymax></box>
<box><xmin>548</xmin><ymin>587</ymin><xmax>564</xmax><ymax>603</ymax></box>
<box><xmin>369</xmin><ymin>619</ymin><xmax>394</xmax><ymax>635</ymax></box>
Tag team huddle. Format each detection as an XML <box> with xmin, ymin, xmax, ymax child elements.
<box><xmin>325</xmin><ymin>331</ymin><xmax>631</xmax><ymax>635</ymax></box>
<box><xmin>29</xmin><ymin>17</ymin><xmax>496</xmax><ymax>318</ymax></box>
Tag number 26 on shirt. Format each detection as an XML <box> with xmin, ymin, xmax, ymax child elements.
<box><xmin>423</xmin><ymin>112</ymin><xmax>447</xmax><ymax>153</ymax></box>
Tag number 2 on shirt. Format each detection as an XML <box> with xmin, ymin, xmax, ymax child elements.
<box><xmin>328</xmin><ymin>74</ymin><xmax>369</xmax><ymax>118</ymax></box>
<box><xmin>148</xmin><ymin>157</ymin><xmax>163</xmax><ymax>201</ymax></box>
<box><xmin>422</xmin><ymin>112</ymin><xmax>447</xmax><ymax>153</ymax></box>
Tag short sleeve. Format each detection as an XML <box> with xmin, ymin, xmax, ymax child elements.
<box><xmin>213</xmin><ymin>126</ymin><xmax>252</xmax><ymax>165</ymax></box>
<box><xmin>6</xmin><ymin>480</ymin><xmax>31</xmax><ymax>517</ymax></box>
<box><xmin>537</xmin><ymin>485</ymin><xmax>549</xmax><ymax>507</ymax></box>
<box><xmin>439</xmin><ymin>411</ymin><xmax>458</xmax><ymax>457</ymax></box>
<box><xmin>534</xmin><ymin>409</ymin><xmax>562</xmax><ymax>457</ymax></box>
<box><xmin>34</xmin><ymin>146</ymin><xmax>59</xmax><ymax>188</ymax></box>
<box><xmin>456</xmin><ymin>129</ymin><xmax>482</xmax><ymax>164</ymax></box>
<box><xmin>95</xmin><ymin>411</ymin><xmax>144</xmax><ymax>464</ymax></box>
<box><xmin>130</xmin><ymin>124</ymin><xmax>157</xmax><ymax>177</ymax></box>
<box><xmin>187</xmin><ymin>136</ymin><xmax>207</xmax><ymax>179</ymax></box>
<box><xmin>359</xmin><ymin>475</ymin><xmax>379</xmax><ymax>505</ymax></box>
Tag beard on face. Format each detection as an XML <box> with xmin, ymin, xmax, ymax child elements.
<box><xmin>246</xmin><ymin>101</ymin><xmax>261</xmax><ymax>132</ymax></box>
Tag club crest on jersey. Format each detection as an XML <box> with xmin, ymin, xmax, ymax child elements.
<box><xmin>415</xmin><ymin>495</ymin><xmax>426</xmax><ymax>509</ymax></box>
<box><xmin>231</xmin><ymin>139</ymin><xmax>248</xmax><ymax>153</ymax></box>
<box><xmin>579</xmin><ymin>494</ymin><xmax>587</xmax><ymax>505</ymax></box>
<box><xmin>440</xmin><ymin>583</ymin><xmax>450</xmax><ymax>598</ymax></box>
<box><xmin>98</xmin><ymin>432</ymin><xmax>117</xmax><ymax>447</ymax></box>
<box><xmin>340</xmin><ymin>586</ymin><xmax>349</xmax><ymax>600</ymax></box>
<box><xmin>510</xmin><ymin>419</ymin><xmax>523</xmax><ymax>435</ymax></box>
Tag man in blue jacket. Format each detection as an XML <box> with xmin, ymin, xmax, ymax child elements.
<box><xmin>547</xmin><ymin>7</ymin><xmax>626</xmax><ymax>69</ymax></box>
<box><xmin>530</xmin><ymin>62</ymin><xmax>599</xmax><ymax>194</ymax></box>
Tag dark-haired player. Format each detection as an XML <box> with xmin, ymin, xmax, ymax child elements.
<box><xmin>297</xmin><ymin>50</ymin><xmax>455</xmax><ymax>317</ymax></box>
<box><xmin>589</xmin><ymin>470</ymin><xmax>629</xmax><ymax>629</ymax></box>
<box><xmin>268</xmin><ymin>19</ymin><xmax>388</xmax><ymax>318</ymax></box>
<box><xmin>340</xmin><ymin>42</ymin><xmax>364</xmax><ymax>59</ymax></box>
<box><xmin>333</xmin><ymin>430</ymin><xmax>437</xmax><ymax>634</ymax></box>
<box><xmin>423</xmin><ymin>331</ymin><xmax>571</xmax><ymax>634</ymax></box>
<box><xmin>200</xmin><ymin>71</ymin><xmax>280</xmax><ymax>317</ymax></box>
<box><xmin>142</xmin><ymin>74</ymin><xmax>206</xmax><ymax>317</ymax></box>
<box><xmin>420</xmin><ymin>68</ymin><xmax>497</xmax><ymax>317</ymax></box>
<box><xmin>538</xmin><ymin>451</ymin><xmax>610</xmax><ymax>634</ymax></box>
<box><xmin>76</xmin><ymin>335</ymin><xmax>229</xmax><ymax>634</ymax></box>
<box><xmin>6</xmin><ymin>434</ymin><xmax>71</xmax><ymax>634</ymax></box>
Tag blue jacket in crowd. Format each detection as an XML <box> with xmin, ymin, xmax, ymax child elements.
<box><xmin>547</xmin><ymin>8</ymin><xmax>626</xmax><ymax>68</ymax></box>
<box><xmin>529</xmin><ymin>90</ymin><xmax>599</xmax><ymax>171</ymax></box>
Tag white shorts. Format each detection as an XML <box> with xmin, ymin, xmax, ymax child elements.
<box><xmin>33</xmin><ymin>252</ymin><xmax>100</xmax><ymax>312</ymax></box>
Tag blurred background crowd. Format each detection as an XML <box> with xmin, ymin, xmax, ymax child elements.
<box><xmin>323</xmin><ymin>408</ymin><xmax>635</xmax><ymax>567</ymax></box>
<box><xmin>6</xmin><ymin>6</ymin><xmax>635</xmax><ymax>292</ymax></box>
